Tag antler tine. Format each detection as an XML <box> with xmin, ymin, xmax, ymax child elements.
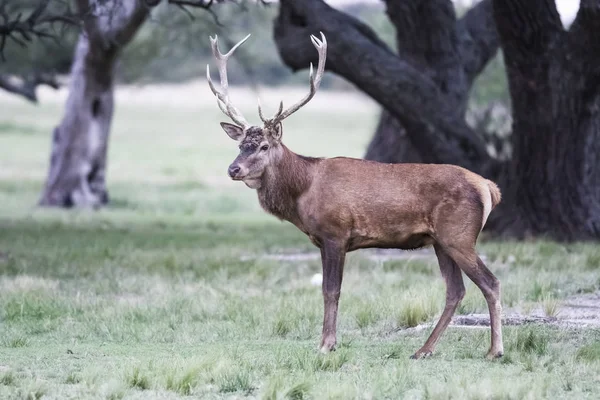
<box><xmin>265</xmin><ymin>31</ymin><xmax>327</xmax><ymax>126</ymax></box>
<box><xmin>257</xmin><ymin>97</ymin><xmax>267</xmax><ymax>123</ymax></box>
<box><xmin>206</xmin><ymin>33</ymin><xmax>252</xmax><ymax>128</ymax></box>
<box><xmin>257</xmin><ymin>98</ymin><xmax>283</xmax><ymax>123</ymax></box>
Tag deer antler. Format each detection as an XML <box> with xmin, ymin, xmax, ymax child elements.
<box><xmin>206</xmin><ymin>34</ymin><xmax>251</xmax><ymax>128</ymax></box>
<box><xmin>258</xmin><ymin>32</ymin><xmax>327</xmax><ymax>126</ymax></box>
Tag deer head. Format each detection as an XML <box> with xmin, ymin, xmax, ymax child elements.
<box><xmin>207</xmin><ymin>32</ymin><xmax>327</xmax><ymax>189</ymax></box>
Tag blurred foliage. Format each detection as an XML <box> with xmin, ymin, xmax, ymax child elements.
<box><xmin>120</xmin><ymin>1</ymin><xmax>295</xmax><ymax>86</ymax></box>
<box><xmin>0</xmin><ymin>0</ymin><xmax>509</xmax><ymax>103</ymax></box>
<box><xmin>343</xmin><ymin>2</ymin><xmax>395</xmax><ymax>48</ymax></box>
<box><xmin>0</xmin><ymin>0</ymin><xmax>77</xmax><ymax>76</ymax></box>
<box><xmin>120</xmin><ymin>1</ymin><xmax>355</xmax><ymax>90</ymax></box>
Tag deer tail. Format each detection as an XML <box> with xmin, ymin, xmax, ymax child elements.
<box><xmin>487</xmin><ymin>180</ymin><xmax>502</xmax><ymax>209</ymax></box>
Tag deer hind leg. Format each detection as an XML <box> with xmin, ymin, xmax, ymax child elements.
<box><xmin>445</xmin><ymin>246</ymin><xmax>504</xmax><ymax>359</ymax></box>
<box><xmin>319</xmin><ymin>239</ymin><xmax>346</xmax><ymax>353</ymax></box>
<box><xmin>411</xmin><ymin>244</ymin><xmax>465</xmax><ymax>359</ymax></box>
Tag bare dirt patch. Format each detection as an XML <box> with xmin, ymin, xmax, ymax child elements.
<box><xmin>393</xmin><ymin>291</ymin><xmax>600</xmax><ymax>338</ymax></box>
<box><xmin>451</xmin><ymin>291</ymin><xmax>600</xmax><ymax>329</ymax></box>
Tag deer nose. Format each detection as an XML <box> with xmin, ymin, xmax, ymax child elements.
<box><xmin>228</xmin><ymin>165</ymin><xmax>241</xmax><ymax>178</ymax></box>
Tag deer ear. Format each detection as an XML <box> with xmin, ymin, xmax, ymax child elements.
<box><xmin>272</xmin><ymin>122</ymin><xmax>283</xmax><ymax>141</ymax></box>
<box><xmin>220</xmin><ymin>122</ymin><xmax>244</xmax><ymax>141</ymax></box>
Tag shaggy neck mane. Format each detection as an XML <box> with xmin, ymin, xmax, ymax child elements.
<box><xmin>257</xmin><ymin>144</ymin><xmax>319</xmax><ymax>226</ymax></box>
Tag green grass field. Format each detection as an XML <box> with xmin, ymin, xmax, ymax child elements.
<box><xmin>1</xmin><ymin>85</ymin><xmax>600</xmax><ymax>399</ymax></box>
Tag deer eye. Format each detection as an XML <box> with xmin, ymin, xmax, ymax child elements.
<box><xmin>260</xmin><ymin>144</ymin><xmax>269</xmax><ymax>151</ymax></box>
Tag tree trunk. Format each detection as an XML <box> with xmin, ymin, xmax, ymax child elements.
<box><xmin>490</xmin><ymin>0</ymin><xmax>600</xmax><ymax>239</ymax></box>
<box><xmin>365</xmin><ymin>0</ymin><xmax>499</xmax><ymax>164</ymax></box>
<box><xmin>365</xmin><ymin>109</ymin><xmax>423</xmax><ymax>163</ymax></box>
<box><xmin>274</xmin><ymin>0</ymin><xmax>600</xmax><ymax>240</ymax></box>
<box><xmin>39</xmin><ymin>0</ymin><xmax>149</xmax><ymax>208</ymax></box>
<box><xmin>39</xmin><ymin>36</ymin><xmax>115</xmax><ymax>207</ymax></box>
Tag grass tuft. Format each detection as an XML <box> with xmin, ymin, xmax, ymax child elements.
<box><xmin>509</xmin><ymin>327</ymin><xmax>549</xmax><ymax>355</ymax></box>
<box><xmin>3</xmin><ymin>336</ymin><xmax>30</xmax><ymax>348</ymax></box>
<box><xmin>528</xmin><ymin>282</ymin><xmax>556</xmax><ymax>302</ymax></box>
<box><xmin>285</xmin><ymin>382</ymin><xmax>311</xmax><ymax>400</ymax></box>
<box><xmin>396</xmin><ymin>295</ymin><xmax>437</xmax><ymax>328</ymax></box>
<box><xmin>576</xmin><ymin>342</ymin><xmax>600</xmax><ymax>362</ymax></box>
<box><xmin>315</xmin><ymin>350</ymin><xmax>350</xmax><ymax>372</ymax></box>
<box><xmin>216</xmin><ymin>369</ymin><xmax>253</xmax><ymax>394</ymax></box>
<box><xmin>382</xmin><ymin>346</ymin><xmax>404</xmax><ymax>360</ymax></box>
<box><xmin>64</xmin><ymin>372</ymin><xmax>81</xmax><ymax>384</ymax></box>
<box><xmin>262</xmin><ymin>375</ymin><xmax>284</xmax><ymax>400</ymax></box>
<box><xmin>17</xmin><ymin>385</ymin><xmax>46</xmax><ymax>400</ymax></box>
<box><xmin>354</xmin><ymin>302</ymin><xmax>378</xmax><ymax>329</ymax></box>
<box><xmin>262</xmin><ymin>377</ymin><xmax>310</xmax><ymax>400</ymax></box>
<box><xmin>127</xmin><ymin>367</ymin><xmax>150</xmax><ymax>390</ymax></box>
<box><xmin>1</xmin><ymin>371</ymin><xmax>16</xmax><ymax>386</ymax></box>
<box><xmin>542</xmin><ymin>295</ymin><xmax>559</xmax><ymax>318</ymax></box>
<box><xmin>500</xmin><ymin>352</ymin><xmax>514</xmax><ymax>365</ymax></box>
<box><xmin>165</xmin><ymin>368</ymin><xmax>199</xmax><ymax>395</ymax></box>
<box><xmin>585</xmin><ymin>251</ymin><xmax>600</xmax><ymax>270</ymax></box>
<box><xmin>106</xmin><ymin>388</ymin><xmax>126</xmax><ymax>400</ymax></box>
<box><xmin>2</xmin><ymin>296</ymin><xmax>66</xmax><ymax>322</ymax></box>
<box><xmin>273</xmin><ymin>315</ymin><xmax>296</xmax><ymax>338</ymax></box>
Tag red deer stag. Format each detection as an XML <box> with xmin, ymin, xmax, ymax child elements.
<box><xmin>206</xmin><ymin>32</ymin><xmax>504</xmax><ymax>359</ymax></box>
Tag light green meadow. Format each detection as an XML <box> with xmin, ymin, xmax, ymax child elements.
<box><xmin>1</xmin><ymin>84</ymin><xmax>599</xmax><ymax>399</ymax></box>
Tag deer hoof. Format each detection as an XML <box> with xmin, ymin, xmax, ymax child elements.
<box><xmin>410</xmin><ymin>349</ymin><xmax>432</xmax><ymax>359</ymax></box>
<box><xmin>485</xmin><ymin>350</ymin><xmax>504</xmax><ymax>360</ymax></box>
<box><xmin>319</xmin><ymin>338</ymin><xmax>336</xmax><ymax>354</ymax></box>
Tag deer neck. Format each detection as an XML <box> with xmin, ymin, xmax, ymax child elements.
<box><xmin>257</xmin><ymin>144</ymin><xmax>318</xmax><ymax>226</ymax></box>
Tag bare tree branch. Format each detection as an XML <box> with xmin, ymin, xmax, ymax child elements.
<box><xmin>0</xmin><ymin>0</ymin><xmax>237</xmax><ymax>101</ymax></box>
<box><xmin>0</xmin><ymin>0</ymin><xmax>79</xmax><ymax>60</ymax></box>
<box><xmin>168</xmin><ymin>0</ymin><xmax>222</xmax><ymax>25</ymax></box>
<box><xmin>0</xmin><ymin>71</ymin><xmax>59</xmax><ymax>102</ymax></box>
<box><xmin>0</xmin><ymin>0</ymin><xmax>235</xmax><ymax>60</ymax></box>
<box><xmin>275</xmin><ymin>0</ymin><xmax>493</xmax><ymax>172</ymax></box>
<box><xmin>162</xmin><ymin>0</ymin><xmax>273</xmax><ymax>25</ymax></box>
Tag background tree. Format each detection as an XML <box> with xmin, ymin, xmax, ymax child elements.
<box><xmin>36</xmin><ymin>0</ymin><xmax>231</xmax><ymax>208</ymax></box>
<box><xmin>38</xmin><ymin>0</ymin><xmax>151</xmax><ymax>207</ymax></box>
<box><xmin>273</xmin><ymin>0</ymin><xmax>599</xmax><ymax>241</ymax></box>
<box><xmin>492</xmin><ymin>0</ymin><xmax>599</xmax><ymax>239</ymax></box>
<box><xmin>363</xmin><ymin>0</ymin><xmax>501</xmax><ymax>164</ymax></box>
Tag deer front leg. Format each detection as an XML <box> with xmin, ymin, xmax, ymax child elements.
<box><xmin>319</xmin><ymin>239</ymin><xmax>346</xmax><ymax>353</ymax></box>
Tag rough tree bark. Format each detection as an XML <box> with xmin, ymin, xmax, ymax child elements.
<box><xmin>365</xmin><ymin>0</ymin><xmax>500</xmax><ymax>164</ymax></box>
<box><xmin>491</xmin><ymin>0</ymin><xmax>600</xmax><ymax>239</ymax></box>
<box><xmin>273</xmin><ymin>0</ymin><xmax>600</xmax><ymax>240</ymax></box>
<box><xmin>38</xmin><ymin>0</ymin><xmax>149</xmax><ymax>207</ymax></box>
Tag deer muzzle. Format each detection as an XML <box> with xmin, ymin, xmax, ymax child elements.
<box><xmin>227</xmin><ymin>163</ymin><xmax>245</xmax><ymax>180</ymax></box>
